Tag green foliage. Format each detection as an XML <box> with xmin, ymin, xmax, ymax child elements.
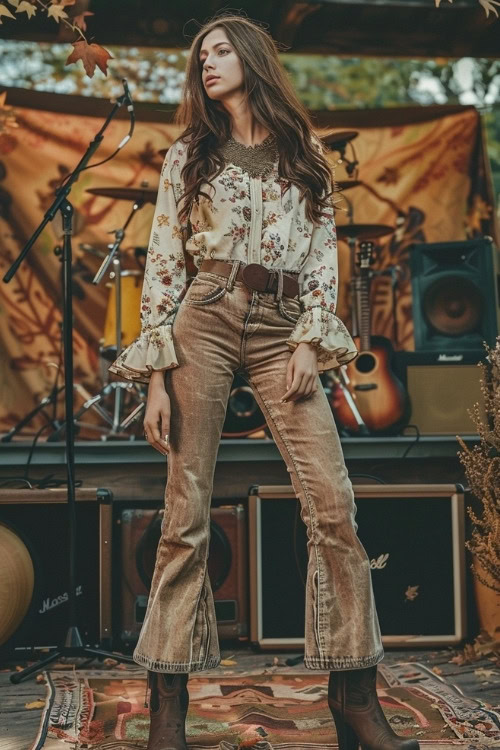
<box><xmin>0</xmin><ymin>43</ymin><xmax>499</xmax><ymax>197</ymax></box>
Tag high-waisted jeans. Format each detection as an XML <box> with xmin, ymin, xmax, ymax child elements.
<box><xmin>133</xmin><ymin>261</ymin><xmax>384</xmax><ymax>674</ymax></box>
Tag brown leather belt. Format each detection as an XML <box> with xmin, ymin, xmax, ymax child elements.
<box><xmin>199</xmin><ymin>259</ymin><xmax>300</xmax><ymax>299</ymax></box>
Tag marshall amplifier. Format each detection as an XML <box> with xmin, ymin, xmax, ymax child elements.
<box><xmin>0</xmin><ymin>488</ymin><xmax>112</xmax><ymax>658</ymax></box>
<box><xmin>119</xmin><ymin>504</ymin><xmax>248</xmax><ymax>645</ymax></box>
<box><xmin>249</xmin><ymin>484</ymin><xmax>466</xmax><ymax>649</ymax></box>
<box><xmin>393</xmin><ymin>350</ymin><xmax>486</xmax><ymax>435</ymax></box>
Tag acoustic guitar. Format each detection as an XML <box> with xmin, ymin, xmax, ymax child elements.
<box><xmin>332</xmin><ymin>241</ymin><xmax>410</xmax><ymax>435</ymax></box>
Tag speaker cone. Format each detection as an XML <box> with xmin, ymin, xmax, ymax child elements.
<box><xmin>135</xmin><ymin>513</ymin><xmax>232</xmax><ymax>593</ymax></box>
<box><xmin>423</xmin><ymin>276</ymin><xmax>482</xmax><ymax>336</ymax></box>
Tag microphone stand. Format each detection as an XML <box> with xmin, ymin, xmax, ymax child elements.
<box><xmin>4</xmin><ymin>85</ymin><xmax>135</xmax><ymax>682</ymax></box>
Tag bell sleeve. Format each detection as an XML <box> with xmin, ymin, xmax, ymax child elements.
<box><xmin>286</xmin><ymin>186</ymin><xmax>358</xmax><ymax>372</ymax></box>
<box><xmin>108</xmin><ymin>140</ymin><xmax>188</xmax><ymax>384</ymax></box>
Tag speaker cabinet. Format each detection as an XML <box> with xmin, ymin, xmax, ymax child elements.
<box><xmin>119</xmin><ymin>504</ymin><xmax>248</xmax><ymax>645</ymax></box>
<box><xmin>393</xmin><ymin>350</ymin><xmax>486</xmax><ymax>436</ymax></box>
<box><xmin>409</xmin><ymin>238</ymin><xmax>499</xmax><ymax>352</ymax></box>
<box><xmin>0</xmin><ymin>488</ymin><xmax>112</xmax><ymax>657</ymax></box>
<box><xmin>249</xmin><ymin>484</ymin><xmax>466</xmax><ymax>649</ymax></box>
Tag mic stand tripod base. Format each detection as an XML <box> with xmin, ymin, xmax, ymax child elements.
<box><xmin>10</xmin><ymin>642</ymin><xmax>136</xmax><ymax>684</ymax></box>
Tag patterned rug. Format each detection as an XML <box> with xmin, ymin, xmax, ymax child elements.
<box><xmin>31</xmin><ymin>662</ymin><xmax>500</xmax><ymax>750</ymax></box>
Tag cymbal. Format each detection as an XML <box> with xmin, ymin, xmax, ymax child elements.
<box><xmin>323</xmin><ymin>130</ymin><xmax>359</xmax><ymax>148</ymax></box>
<box><xmin>336</xmin><ymin>180</ymin><xmax>362</xmax><ymax>191</ymax></box>
<box><xmin>86</xmin><ymin>186</ymin><xmax>158</xmax><ymax>204</ymax></box>
<box><xmin>337</xmin><ymin>224</ymin><xmax>394</xmax><ymax>240</ymax></box>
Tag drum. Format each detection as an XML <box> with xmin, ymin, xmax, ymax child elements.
<box><xmin>102</xmin><ymin>270</ymin><xmax>143</xmax><ymax>354</ymax></box>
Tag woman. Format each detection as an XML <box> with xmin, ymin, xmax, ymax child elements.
<box><xmin>110</xmin><ymin>13</ymin><xmax>419</xmax><ymax>750</ymax></box>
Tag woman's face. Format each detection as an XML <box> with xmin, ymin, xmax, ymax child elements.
<box><xmin>199</xmin><ymin>27</ymin><xmax>244</xmax><ymax>101</ymax></box>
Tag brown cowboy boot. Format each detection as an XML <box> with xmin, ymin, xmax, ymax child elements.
<box><xmin>328</xmin><ymin>666</ymin><xmax>420</xmax><ymax>750</ymax></box>
<box><xmin>146</xmin><ymin>671</ymin><xmax>189</xmax><ymax>750</ymax></box>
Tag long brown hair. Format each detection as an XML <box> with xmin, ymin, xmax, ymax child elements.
<box><xmin>172</xmin><ymin>12</ymin><xmax>336</xmax><ymax>226</ymax></box>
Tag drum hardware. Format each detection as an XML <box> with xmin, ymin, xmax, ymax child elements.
<box><xmin>0</xmin><ymin>243</ymin><xmax>140</xmax><ymax>444</ymax></box>
<box><xmin>322</xmin><ymin>130</ymin><xmax>360</xmax><ymax>178</ymax></box>
<box><xmin>76</xmin><ymin>185</ymin><xmax>152</xmax><ymax>439</ymax></box>
<box><xmin>47</xmin><ymin>381</ymin><xmax>146</xmax><ymax>441</ymax></box>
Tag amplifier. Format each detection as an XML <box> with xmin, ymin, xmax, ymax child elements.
<box><xmin>0</xmin><ymin>488</ymin><xmax>112</xmax><ymax>656</ymax></box>
<box><xmin>393</xmin><ymin>350</ymin><xmax>486</xmax><ymax>435</ymax></box>
<box><xmin>249</xmin><ymin>484</ymin><xmax>466</xmax><ymax>649</ymax></box>
<box><xmin>119</xmin><ymin>504</ymin><xmax>248</xmax><ymax>644</ymax></box>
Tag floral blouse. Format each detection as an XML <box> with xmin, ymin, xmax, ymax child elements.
<box><xmin>109</xmin><ymin>134</ymin><xmax>358</xmax><ymax>384</ymax></box>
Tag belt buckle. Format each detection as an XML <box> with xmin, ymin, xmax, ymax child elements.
<box><xmin>241</xmin><ymin>263</ymin><xmax>270</xmax><ymax>293</ymax></box>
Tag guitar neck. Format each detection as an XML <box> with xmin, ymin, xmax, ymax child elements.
<box><xmin>358</xmin><ymin>268</ymin><xmax>371</xmax><ymax>351</ymax></box>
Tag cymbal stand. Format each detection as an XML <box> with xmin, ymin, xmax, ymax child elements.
<box><xmin>61</xmin><ymin>200</ymin><xmax>146</xmax><ymax>440</ymax></box>
<box><xmin>90</xmin><ymin>200</ymin><xmax>148</xmax><ymax>438</ymax></box>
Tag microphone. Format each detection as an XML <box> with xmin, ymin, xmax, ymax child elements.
<box><xmin>122</xmin><ymin>78</ymin><xmax>134</xmax><ymax>114</ymax></box>
<box><xmin>117</xmin><ymin>78</ymin><xmax>135</xmax><ymax>150</ymax></box>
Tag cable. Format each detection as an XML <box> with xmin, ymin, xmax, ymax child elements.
<box><xmin>350</xmin><ymin>473</ymin><xmax>387</xmax><ymax>484</ymax></box>
<box><xmin>23</xmin><ymin>422</ymin><xmax>56</xmax><ymax>482</ymax></box>
<box><xmin>0</xmin><ymin>477</ymin><xmax>33</xmax><ymax>489</ymax></box>
<box><xmin>400</xmin><ymin>424</ymin><xmax>421</xmax><ymax>458</ymax></box>
<box><xmin>56</xmin><ymin>81</ymin><xmax>135</xmax><ymax>192</ymax></box>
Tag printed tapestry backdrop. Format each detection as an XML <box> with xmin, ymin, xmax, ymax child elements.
<box><xmin>0</xmin><ymin>100</ymin><xmax>496</xmax><ymax>433</ymax></box>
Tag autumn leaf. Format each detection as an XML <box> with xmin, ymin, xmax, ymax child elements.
<box><xmin>25</xmin><ymin>699</ymin><xmax>45</xmax><ymax>709</ymax></box>
<box><xmin>65</xmin><ymin>40</ymin><xmax>113</xmax><ymax>77</ymax></box>
<box><xmin>474</xmin><ymin>667</ymin><xmax>498</xmax><ymax>680</ymax></box>
<box><xmin>404</xmin><ymin>585</ymin><xmax>420</xmax><ymax>602</ymax></box>
<box><xmin>47</xmin><ymin>3</ymin><xmax>68</xmax><ymax>22</ymax></box>
<box><xmin>73</xmin><ymin>10</ymin><xmax>93</xmax><ymax>31</ymax></box>
<box><xmin>0</xmin><ymin>3</ymin><xmax>15</xmax><ymax>21</ymax></box>
<box><xmin>7</xmin><ymin>0</ymin><xmax>19</xmax><ymax>7</ymax></box>
<box><xmin>16</xmin><ymin>1</ymin><xmax>36</xmax><ymax>18</ymax></box>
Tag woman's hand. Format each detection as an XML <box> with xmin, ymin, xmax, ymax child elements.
<box><xmin>143</xmin><ymin>370</ymin><xmax>171</xmax><ymax>455</ymax></box>
<box><xmin>281</xmin><ymin>342</ymin><xmax>319</xmax><ymax>403</ymax></box>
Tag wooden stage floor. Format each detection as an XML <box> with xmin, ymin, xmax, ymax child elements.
<box><xmin>0</xmin><ymin>645</ymin><xmax>498</xmax><ymax>750</ymax></box>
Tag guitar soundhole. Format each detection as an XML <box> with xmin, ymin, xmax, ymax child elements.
<box><xmin>355</xmin><ymin>352</ymin><xmax>376</xmax><ymax>374</ymax></box>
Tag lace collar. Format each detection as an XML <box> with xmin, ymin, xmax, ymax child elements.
<box><xmin>220</xmin><ymin>133</ymin><xmax>278</xmax><ymax>179</ymax></box>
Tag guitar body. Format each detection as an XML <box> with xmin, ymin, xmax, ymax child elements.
<box><xmin>333</xmin><ymin>335</ymin><xmax>410</xmax><ymax>435</ymax></box>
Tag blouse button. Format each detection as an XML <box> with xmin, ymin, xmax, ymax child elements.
<box><xmin>255</xmin><ymin>207</ymin><xmax>260</xmax><ymax>214</ymax></box>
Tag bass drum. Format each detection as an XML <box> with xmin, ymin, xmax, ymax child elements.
<box><xmin>101</xmin><ymin>270</ymin><xmax>143</xmax><ymax>360</ymax></box>
<box><xmin>221</xmin><ymin>374</ymin><xmax>267</xmax><ymax>437</ymax></box>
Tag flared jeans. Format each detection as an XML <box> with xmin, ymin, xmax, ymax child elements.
<box><xmin>133</xmin><ymin>262</ymin><xmax>385</xmax><ymax>673</ymax></box>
